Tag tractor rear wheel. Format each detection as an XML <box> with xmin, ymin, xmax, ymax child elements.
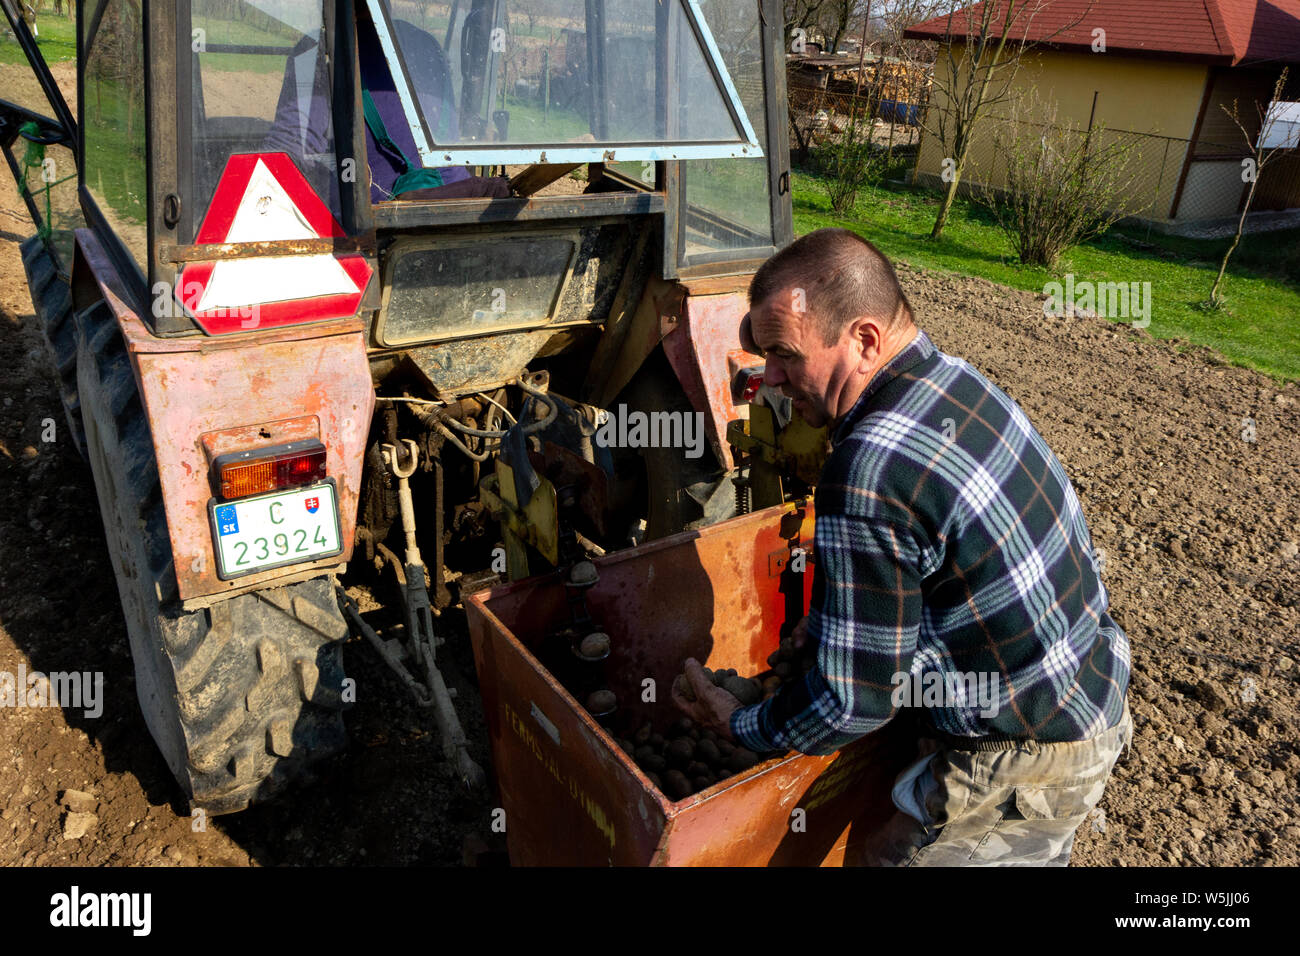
<box><xmin>74</xmin><ymin>299</ymin><xmax>350</xmax><ymax>814</ymax></box>
<box><xmin>21</xmin><ymin>236</ymin><xmax>85</xmax><ymax>459</ymax></box>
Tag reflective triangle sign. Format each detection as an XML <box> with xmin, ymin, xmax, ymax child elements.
<box><xmin>178</xmin><ymin>153</ymin><xmax>372</xmax><ymax>335</ymax></box>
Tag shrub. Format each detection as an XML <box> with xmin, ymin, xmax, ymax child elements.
<box><xmin>812</xmin><ymin>116</ymin><xmax>888</xmax><ymax>215</ymax></box>
<box><xmin>981</xmin><ymin>102</ymin><xmax>1141</xmax><ymax>268</ymax></box>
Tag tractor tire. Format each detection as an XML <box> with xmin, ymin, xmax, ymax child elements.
<box><xmin>74</xmin><ymin>299</ymin><xmax>350</xmax><ymax>814</ymax></box>
<box><xmin>21</xmin><ymin>235</ymin><xmax>85</xmax><ymax>459</ymax></box>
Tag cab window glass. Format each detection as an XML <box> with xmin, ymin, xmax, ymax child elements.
<box><xmin>682</xmin><ymin>0</ymin><xmax>772</xmax><ymax>259</ymax></box>
<box><xmin>83</xmin><ymin>0</ymin><xmax>148</xmax><ymax>269</ymax></box>
<box><xmin>189</xmin><ymin>0</ymin><xmax>340</xmax><ymax>230</ymax></box>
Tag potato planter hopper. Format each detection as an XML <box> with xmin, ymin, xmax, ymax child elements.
<box><xmin>466</xmin><ymin>499</ymin><xmax>913</xmax><ymax>866</ymax></box>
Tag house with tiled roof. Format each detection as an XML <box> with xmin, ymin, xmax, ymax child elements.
<box><xmin>903</xmin><ymin>0</ymin><xmax>1300</xmax><ymax>226</ymax></box>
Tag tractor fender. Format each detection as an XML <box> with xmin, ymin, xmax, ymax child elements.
<box><xmin>587</xmin><ymin>274</ymin><xmax>761</xmax><ymax>471</ymax></box>
<box><xmin>71</xmin><ymin>228</ymin><xmax>374</xmax><ymax>607</ymax></box>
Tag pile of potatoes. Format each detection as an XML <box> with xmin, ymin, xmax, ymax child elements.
<box><xmin>614</xmin><ymin>716</ymin><xmax>760</xmax><ymax>800</ymax></box>
<box><xmin>611</xmin><ymin>641</ymin><xmax>819</xmax><ymax>801</ymax></box>
<box><xmin>672</xmin><ymin>639</ymin><xmax>816</xmax><ymax>709</ymax></box>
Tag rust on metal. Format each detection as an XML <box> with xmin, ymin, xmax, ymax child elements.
<box><xmin>466</xmin><ymin>499</ymin><xmax>912</xmax><ymax>866</ymax></box>
<box><xmin>159</xmin><ymin>234</ymin><xmax>376</xmax><ymax>262</ymax></box>
<box><xmin>198</xmin><ymin>415</ymin><xmax>321</xmax><ymax>468</ymax></box>
<box><xmin>77</xmin><ymin>231</ymin><xmax>375</xmax><ymax>603</ymax></box>
<box><xmin>662</xmin><ymin>291</ymin><xmax>762</xmax><ymax>471</ymax></box>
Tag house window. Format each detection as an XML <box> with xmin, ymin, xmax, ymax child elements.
<box><xmin>1259</xmin><ymin>101</ymin><xmax>1300</xmax><ymax>149</ymax></box>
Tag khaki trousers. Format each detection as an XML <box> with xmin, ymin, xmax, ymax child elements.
<box><xmin>858</xmin><ymin>697</ymin><xmax>1133</xmax><ymax>866</ymax></box>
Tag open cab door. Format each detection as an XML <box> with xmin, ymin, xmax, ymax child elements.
<box><xmin>0</xmin><ymin>0</ymin><xmax>81</xmax><ymax>274</ymax></box>
<box><xmin>1</xmin><ymin>0</ymin><xmax>85</xmax><ymax>455</ymax></box>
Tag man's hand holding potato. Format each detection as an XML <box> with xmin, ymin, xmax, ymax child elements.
<box><xmin>670</xmin><ymin>658</ymin><xmax>741</xmax><ymax>741</ymax></box>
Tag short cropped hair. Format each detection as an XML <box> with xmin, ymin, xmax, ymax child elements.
<box><xmin>748</xmin><ymin>228</ymin><xmax>915</xmax><ymax>345</ymax></box>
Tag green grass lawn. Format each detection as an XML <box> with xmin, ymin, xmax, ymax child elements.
<box><xmin>192</xmin><ymin>13</ymin><xmax>306</xmax><ymax>75</ymax></box>
<box><xmin>792</xmin><ymin>170</ymin><xmax>1300</xmax><ymax>382</ymax></box>
<box><xmin>497</xmin><ymin>97</ymin><xmax>592</xmax><ymax>142</ymax></box>
<box><xmin>0</xmin><ymin>14</ymin><xmax>77</xmax><ymax>65</ymax></box>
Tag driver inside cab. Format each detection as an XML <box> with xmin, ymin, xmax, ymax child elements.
<box><xmin>264</xmin><ymin>9</ymin><xmax>511</xmax><ymax>204</ymax></box>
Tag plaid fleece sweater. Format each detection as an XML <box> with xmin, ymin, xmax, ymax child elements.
<box><xmin>732</xmin><ymin>330</ymin><xmax>1131</xmax><ymax>755</ymax></box>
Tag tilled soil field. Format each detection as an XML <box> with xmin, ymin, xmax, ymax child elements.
<box><xmin>1</xmin><ymin>172</ymin><xmax>1298</xmax><ymax>865</ymax></box>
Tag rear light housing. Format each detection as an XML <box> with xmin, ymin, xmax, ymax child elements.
<box><xmin>213</xmin><ymin>439</ymin><xmax>327</xmax><ymax>500</ymax></box>
<box><xmin>731</xmin><ymin>365</ymin><xmax>794</xmax><ymax>427</ymax></box>
<box><xmin>731</xmin><ymin>364</ymin><xmax>765</xmax><ymax>405</ymax></box>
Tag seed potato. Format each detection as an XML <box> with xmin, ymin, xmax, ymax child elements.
<box><xmin>672</xmin><ymin>673</ymin><xmax>696</xmax><ymax>703</ymax></box>
<box><xmin>666</xmin><ymin>737</ymin><xmax>695</xmax><ymax>768</ymax></box>
<box><xmin>663</xmin><ymin>770</ymin><xmax>692</xmax><ymax>800</ymax></box>
<box><xmin>642</xmin><ymin>754</ymin><xmax>667</xmax><ymax>774</ymax></box>
<box><xmin>579</xmin><ymin>632</ymin><xmax>611</xmax><ymax>659</ymax></box>
<box><xmin>722</xmin><ymin>675</ymin><xmax>760</xmax><ymax>705</ymax></box>
<box><xmin>727</xmin><ymin>748</ymin><xmax>758</xmax><ymax>773</ymax></box>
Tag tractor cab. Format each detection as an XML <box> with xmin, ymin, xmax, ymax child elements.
<box><xmin>27</xmin><ymin>0</ymin><xmax>790</xmax><ymax>335</ymax></box>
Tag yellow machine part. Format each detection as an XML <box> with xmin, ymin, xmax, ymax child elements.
<box><xmin>727</xmin><ymin>404</ymin><xmax>830</xmax><ymax>510</ymax></box>
<box><xmin>479</xmin><ymin>459</ymin><xmax>559</xmax><ymax>581</ymax></box>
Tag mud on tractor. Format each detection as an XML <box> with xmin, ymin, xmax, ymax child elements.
<box><xmin>0</xmin><ymin>0</ymin><xmax>799</xmax><ymax>814</ymax></box>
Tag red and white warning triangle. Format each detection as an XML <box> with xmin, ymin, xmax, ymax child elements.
<box><xmin>179</xmin><ymin>153</ymin><xmax>371</xmax><ymax>334</ymax></box>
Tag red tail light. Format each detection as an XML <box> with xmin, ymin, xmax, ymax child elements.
<box><xmin>213</xmin><ymin>439</ymin><xmax>327</xmax><ymax>500</ymax></box>
<box><xmin>732</xmin><ymin>365</ymin><xmax>765</xmax><ymax>405</ymax></box>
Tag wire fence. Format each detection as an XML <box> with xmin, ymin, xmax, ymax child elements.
<box><xmin>787</xmin><ymin>50</ymin><xmax>1300</xmax><ymax>230</ymax></box>
<box><xmin>952</xmin><ymin>118</ymin><xmax>1193</xmax><ymax>221</ymax></box>
<box><xmin>787</xmin><ymin>69</ymin><xmax>929</xmax><ymax>167</ymax></box>
<box><xmin>845</xmin><ymin>106</ymin><xmax>1300</xmax><ymax>228</ymax></box>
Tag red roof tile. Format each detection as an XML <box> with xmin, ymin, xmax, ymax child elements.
<box><xmin>903</xmin><ymin>1</ymin><xmax>1300</xmax><ymax>65</ymax></box>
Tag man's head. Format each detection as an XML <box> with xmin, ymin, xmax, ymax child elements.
<box><xmin>741</xmin><ymin>229</ymin><xmax>917</xmax><ymax>428</ymax></box>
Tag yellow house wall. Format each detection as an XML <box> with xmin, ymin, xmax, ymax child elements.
<box><xmin>915</xmin><ymin>46</ymin><xmax>1209</xmax><ymax>218</ymax></box>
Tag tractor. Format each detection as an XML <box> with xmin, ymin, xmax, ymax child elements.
<box><xmin>0</xmin><ymin>0</ymin><xmax>798</xmax><ymax>814</ymax></box>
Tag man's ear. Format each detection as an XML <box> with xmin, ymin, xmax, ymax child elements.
<box><xmin>849</xmin><ymin>315</ymin><xmax>885</xmax><ymax>368</ymax></box>
<box><xmin>739</xmin><ymin>311</ymin><xmax>763</xmax><ymax>357</ymax></box>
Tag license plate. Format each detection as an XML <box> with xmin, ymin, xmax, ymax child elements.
<box><xmin>209</xmin><ymin>481</ymin><xmax>342</xmax><ymax>580</ymax></box>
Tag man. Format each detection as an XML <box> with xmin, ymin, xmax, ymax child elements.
<box><xmin>671</xmin><ymin>228</ymin><xmax>1132</xmax><ymax>866</ymax></box>
<box><xmin>263</xmin><ymin>12</ymin><xmax>510</xmax><ymax>208</ymax></box>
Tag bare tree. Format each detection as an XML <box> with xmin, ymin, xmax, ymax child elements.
<box><xmin>817</xmin><ymin>0</ymin><xmax>858</xmax><ymax>54</ymax></box>
<box><xmin>879</xmin><ymin>0</ymin><xmax>946</xmax><ymax>65</ymax></box>
<box><xmin>920</xmin><ymin>0</ymin><xmax>1092</xmax><ymax>239</ymax></box>
<box><xmin>873</xmin><ymin>1</ymin><xmax>945</xmax><ymax>159</ymax></box>
<box><xmin>1208</xmin><ymin>67</ymin><xmax>1294</xmax><ymax>307</ymax></box>
<box><xmin>784</xmin><ymin>0</ymin><xmax>832</xmax><ymax>52</ymax></box>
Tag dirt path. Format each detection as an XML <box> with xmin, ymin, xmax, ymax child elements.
<box><xmin>1</xmin><ymin>167</ymin><xmax>1297</xmax><ymax>864</ymax></box>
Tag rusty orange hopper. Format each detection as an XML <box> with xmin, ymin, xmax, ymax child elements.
<box><xmin>465</xmin><ymin>499</ymin><xmax>913</xmax><ymax>866</ymax></box>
